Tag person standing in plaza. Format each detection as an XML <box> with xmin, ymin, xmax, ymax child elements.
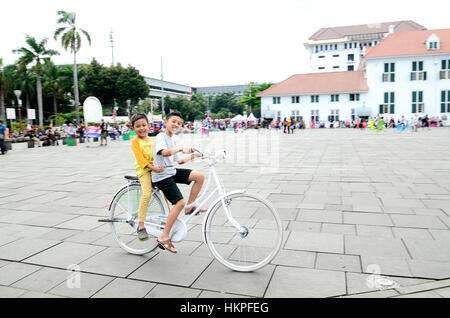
<box><xmin>0</xmin><ymin>120</ymin><xmax>7</xmax><ymax>155</ymax></box>
<box><xmin>100</xmin><ymin>119</ymin><xmax>108</xmax><ymax>146</ymax></box>
<box><xmin>67</xmin><ymin>123</ymin><xmax>76</xmax><ymax>139</ymax></box>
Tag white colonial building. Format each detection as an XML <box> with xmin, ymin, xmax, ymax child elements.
<box><xmin>258</xmin><ymin>28</ymin><xmax>450</xmax><ymax>125</ymax></box>
<box><xmin>304</xmin><ymin>21</ymin><xmax>425</xmax><ymax>73</ymax></box>
<box><xmin>363</xmin><ymin>29</ymin><xmax>450</xmax><ymax>119</ymax></box>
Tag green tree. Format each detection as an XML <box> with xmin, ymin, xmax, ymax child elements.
<box><xmin>116</xmin><ymin>65</ymin><xmax>149</xmax><ymax>105</ymax></box>
<box><xmin>42</xmin><ymin>60</ymin><xmax>64</xmax><ymax>117</ymax></box>
<box><xmin>238</xmin><ymin>82</ymin><xmax>273</xmax><ymax>116</ymax></box>
<box><xmin>15</xmin><ymin>68</ymin><xmax>36</xmax><ymax>123</ymax></box>
<box><xmin>13</xmin><ymin>35</ymin><xmax>59</xmax><ymax>125</ymax></box>
<box><xmin>54</xmin><ymin>10</ymin><xmax>91</xmax><ymax>122</ymax></box>
<box><xmin>212</xmin><ymin>92</ymin><xmax>242</xmax><ymax>115</ymax></box>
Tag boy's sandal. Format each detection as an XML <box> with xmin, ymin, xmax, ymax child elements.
<box><xmin>157</xmin><ymin>238</ymin><xmax>177</xmax><ymax>253</ymax></box>
<box><xmin>185</xmin><ymin>207</ymin><xmax>207</xmax><ymax>216</ymax></box>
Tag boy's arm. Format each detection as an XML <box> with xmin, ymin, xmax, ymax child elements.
<box><xmin>159</xmin><ymin>146</ymin><xmax>183</xmax><ymax>157</ymax></box>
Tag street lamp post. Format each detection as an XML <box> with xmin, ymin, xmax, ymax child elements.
<box><xmin>14</xmin><ymin>90</ymin><xmax>22</xmax><ymax>131</ymax></box>
<box><xmin>126</xmin><ymin>99</ymin><xmax>131</xmax><ymax>121</ymax></box>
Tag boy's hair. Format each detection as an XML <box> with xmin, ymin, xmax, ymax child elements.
<box><xmin>166</xmin><ymin>112</ymin><xmax>184</xmax><ymax>122</ymax></box>
<box><xmin>130</xmin><ymin>113</ymin><xmax>149</xmax><ymax>127</ymax></box>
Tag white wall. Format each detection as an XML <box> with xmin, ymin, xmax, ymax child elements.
<box><xmin>261</xmin><ymin>93</ymin><xmax>367</xmax><ymax>125</ymax></box>
<box><xmin>365</xmin><ymin>54</ymin><xmax>450</xmax><ymax>120</ymax></box>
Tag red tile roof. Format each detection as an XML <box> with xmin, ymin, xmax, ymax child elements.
<box><xmin>257</xmin><ymin>71</ymin><xmax>368</xmax><ymax>96</ymax></box>
<box><xmin>309</xmin><ymin>21</ymin><xmax>425</xmax><ymax>41</ymax></box>
<box><xmin>365</xmin><ymin>29</ymin><xmax>450</xmax><ymax>58</ymax></box>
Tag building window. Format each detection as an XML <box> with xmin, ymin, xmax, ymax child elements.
<box><xmin>333</xmin><ymin>54</ymin><xmax>339</xmax><ymax>57</ymax></box>
<box><xmin>348</xmin><ymin>65</ymin><xmax>354</xmax><ymax>71</ymax></box>
<box><xmin>277</xmin><ymin>111</ymin><xmax>281</xmax><ymax>121</ymax></box>
<box><xmin>429</xmin><ymin>41</ymin><xmax>439</xmax><ymax>50</ymax></box>
<box><xmin>319</xmin><ymin>55</ymin><xmax>325</xmax><ymax>58</ymax></box>
<box><xmin>318</xmin><ymin>67</ymin><xmax>325</xmax><ymax>70</ymax></box>
<box><xmin>351</xmin><ymin>108</ymin><xmax>356</xmax><ymax>120</ymax></box>
<box><xmin>320</xmin><ymin>45</ymin><xmax>323</xmax><ymax>51</ymax></box>
<box><xmin>311</xmin><ymin>95</ymin><xmax>319</xmax><ymax>103</ymax></box>
<box><xmin>411</xmin><ymin>61</ymin><xmax>427</xmax><ymax>81</ymax></box>
<box><xmin>291</xmin><ymin>96</ymin><xmax>300</xmax><ymax>104</ymax></box>
<box><xmin>382</xmin><ymin>63</ymin><xmax>395</xmax><ymax>82</ymax></box>
<box><xmin>315</xmin><ymin>46</ymin><xmax>319</xmax><ymax>53</ymax></box>
<box><xmin>412</xmin><ymin>91</ymin><xmax>424</xmax><ymax>113</ymax></box>
<box><xmin>348</xmin><ymin>54</ymin><xmax>354</xmax><ymax>62</ymax></box>
<box><xmin>331</xmin><ymin>94</ymin><xmax>339</xmax><ymax>102</ymax></box>
<box><xmin>311</xmin><ymin>110</ymin><xmax>319</xmax><ymax>121</ymax></box>
<box><xmin>334</xmin><ymin>44</ymin><xmax>338</xmax><ymax>50</ymax></box>
<box><xmin>441</xmin><ymin>91</ymin><xmax>450</xmax><ymax>113</ymax></box>
<box><xmin>349</xmin><ymin>93</ymin><xmax>360</xmax><ymax>101</ymax></box>
<box><xmin>344</xmin><ymin>43</ymin><xmax>348</xmax><ymax>49</ymax></box>
<box><xmin>273</xmin><ymin>97</ymin><xmax>281</xmax><ymax>104</ymax></box>
<box><xmin>440</xmin><ymin>60</ymin><xmax>450</xmax><ymax>79</ymax></box>
<box><xmin>333</xmin><ymin>66</ymin><xmax>340</xmax><ymax>69</ymax></box>
<box><xmin>380</xmin><ymin>92</ymin><xmax>395</xmax><ymax>114</ymax></box>
<box><xmin>328</xmin><ymin>109</ymin><xmax>339</xmax><ymax>122</ymax></box>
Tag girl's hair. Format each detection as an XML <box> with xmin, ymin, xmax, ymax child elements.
<box><xmin>130</xmin><ymin>113</ymin><xmax>149</xmax><ymax>127</ymax></box>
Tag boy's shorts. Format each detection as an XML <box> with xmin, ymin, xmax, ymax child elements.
<box><xmin>153</xmin><ymin>168</ymin><xmax>192</xmax><ymax>205</ymax></box>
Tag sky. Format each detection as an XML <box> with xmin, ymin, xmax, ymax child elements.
<box><xmin>1</xmin><ymin>0</ymin><xmax>449</xmax><ymax>87</ymax></box>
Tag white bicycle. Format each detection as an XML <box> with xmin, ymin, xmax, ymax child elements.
<box><xmin>99</xmin><ymin>149</ymin><xmax>283</xmax><ymax>272</ymax></box>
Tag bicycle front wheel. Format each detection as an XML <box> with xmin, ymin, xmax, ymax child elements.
<box><xmin>109</xmin><ymin>183</ymin><xmax>167</xmax><ymax>255</ymax></box>
<box><xmin>204</xmin><ymin>193</ymin><xmax>283</xmax><ymax>272</ymax></box>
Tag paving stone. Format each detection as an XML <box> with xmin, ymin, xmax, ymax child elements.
<box><xmin>198</xmin><ymin>290</ymin><xmax>250</xmax><ymax>298</ymax></box>
<box><xmin>24</xmin><ymin>242</ymin><xmax>106</xmax><ymax>269</ymax></box>
<box><xmin>435</xmin><ymin>287</ymin><xmax>450</xmax><ymax>298</ymax></box>
<box><xmin>393</xmin><ymin>228</ymin><xmax>434</xmax><ymax>240</ymax></box>
<box><xmin>265</xmin><ymin>267</ymin><xmax>346</xmax><ymax>298</ymax></box>
<box><xmin>145</xmin><ymin>284</ymin><xmax>201</xmax><ymax>298</ymax></box>
<box><xmin>270</xmin><ymin>249</ymin><xmax>316</xmax><ymax>268</ymax></box>
<box><xmin>79</xmin><ymin>247</ymin><xmax>156</xmax><ymax>277</ymax></box>
<box><xmin>360</xmin><ymin>256</ymin><xmax>413</xmax><ymax>277</ymax></box>
<box><xmin>287</xmin><ymin>221</ymin><xmax>321</xmax><ymax>232</ymax></box>
<box><xmin>407</xmin><ymin>260</ymin><xmax>450</xmax><ymax>279</ymax></box>
<box><xmin>285</xmin><ymin>231</ymin><xmax>344</xmax><ymax>254</ymax></box>
<box><xmin>296</xmin><ymin>210</ymin><xmax>343</xmax><ymax>223</ymax></box>
<box><xmin>342</xmin><ymin>289</ymin><xmax>399</xmax><ymax>298</ymax></box>
<box><xmin>0</xmin><ymin>285</ymin><xmax>28</xmax><ymax>298</ymax></box>
<box><xmin>343</xmin><ymin>212</ymin><xmax>393</xmax><ymax>226</ymax></box>
<box><xmin>11</xmin><ymin>267</ymin><xmax>68</xmax><ymax>293</ymax></box>
<box><xmin>315</xmin><ymin>253</ymin><xmax>361</xmax><ymax>273</ymax></box>
<box><xmin>92</xmin><ymin>278</ymin><xmax>156</xmax><ymax>298</ymax></box>
<box><xmin>56</xmin><ymin>215</ymin><xmax>105</xmax><ymax>231</ymax></box>
<box><xmin>402</xmin><ymin>238</ymin><xmax>450</xmax><ymax>262</ymax></box>
<box><xmin>356</xmin><ymin>225</ymin><xmax>394</xmax><ymax>238</ymax></box>
<box><xmin>390</xmin><ymin>215</ymin><xmax>447</xmax><ymax>229</ymax></box>
<box><xmin>48</xmin><ymin>272</ymin><xmax>114</xmax><ymax>298</ymax></box>
<box><xmin>0</xmin><ymin>262</ymin><xmax>42</xmax><ymax>286</ymax></box>
<box><xmin>429</xmin><ymin>229</ymin><xmax>450</xmax><ymax>241</ymax></box>
<box><xmin>346</xmin><ymin>272</ymin><xmax>431</xmax><ymax>295</ymax></box>
<box><xmin>63</xmin><ymin>231</ymin><xmax>109</xmax><ymax>244</ymax></box>
<box><xmin>192</xmin><ymin>260</ymin><xmax>275</xmax><ymax>297</ymax></box>
<box><xmin>321</xmin><ymin>223</ymin><xmax>356</xmax><ymax>235</ymax></box>
<box><xmin>394</xmin><ymin>291</ymin><xmax>443</xmax><ymax>298</ymax></box>
<box><xmin>129</xmin><ymin>253</ymin><xmax>212</xmax><ymax>287</ymax></box>
<box><xmin>345</xmin><ymin>236</ymin><xmax>409</xmax><ymax>258</ymax></box>
<box><xmin>0</xmin><ymin>238</ymin><xmax>61</xmax><ymax>261</ymax></box>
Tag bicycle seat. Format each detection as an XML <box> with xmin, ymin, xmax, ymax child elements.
<box><xmin>124</xmin><ymin>176</ymin><xmax>139</xmax><ymax>181</ymax></box>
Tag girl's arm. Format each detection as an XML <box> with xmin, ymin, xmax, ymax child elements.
<box><xmin>131</xmin><ymin>139</ymin><xmax>150</xmax><ymax>170</ymax></box>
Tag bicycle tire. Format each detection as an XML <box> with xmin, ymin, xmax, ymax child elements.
<box><xmin>203</xmin><ymin>192</ymin><xmax>283</xmax><ymax>272</ymax></box>
<box><xmin>108</xmin><ymin>183</ymin><xmax>168</xmax><ymax>255</ymax></box>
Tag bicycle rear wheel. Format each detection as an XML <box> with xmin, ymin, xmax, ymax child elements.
<box><xmin>204</xmin><ymin>192</ymin><xmax>283</xmax><ymax>272</ymax></box>
<box><xmin>109</xmin><ymin>183</ymin><xmax>168</xmax><ymax>255</ymax></box>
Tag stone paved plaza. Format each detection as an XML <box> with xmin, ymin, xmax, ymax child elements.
<box><xmin>1</xmin><ymin>128</ymin><xmax>450</xmax><ymax>298</ymax></box>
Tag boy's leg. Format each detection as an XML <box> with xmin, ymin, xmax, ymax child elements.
<box><xmin>186</xmin><ymin>171</ymin><xmax>205</xmax><ymax>207</ymax></box>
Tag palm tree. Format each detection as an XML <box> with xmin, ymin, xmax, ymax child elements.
<box><xmin>42</xmin><ymin>60</ymin><xmax>63</xmax><ymax>117</ymax></box>
<box><xmin>13</xmin><ymin>35</ymin><xmax>59</xmax><ymax>126</ymax></box>
<box><xmin>15</xmin><ymin>68</ymin><xmax>36</xmax><ymax>124</ymax></box>
<box><xmin>54</xmin><ymin>10</ymin><xmax>91</xmax><ymax>123</ymax></box>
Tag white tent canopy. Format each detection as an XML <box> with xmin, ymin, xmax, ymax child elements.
<box><xmin>247</xmin><ymin>113</ymin><xmax>258</xmax><ymax>122</ymax></box>
<box><xmin>231</xmin><ymin>114</ymin><xmax>246</xmax><ymax>122</ymax></box>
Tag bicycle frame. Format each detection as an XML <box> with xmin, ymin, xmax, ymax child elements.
<box><xmin>161</xmin><ymin>154</ymin><xmax>244</xmax><ymax>230</ymax></box>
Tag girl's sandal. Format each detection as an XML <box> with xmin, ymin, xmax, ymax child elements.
<box><xmin>157</xmin><ymin>238</ymin><xmax>177</xmax><ymax>253</ymax></box>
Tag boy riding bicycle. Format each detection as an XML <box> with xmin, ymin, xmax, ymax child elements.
<box><xmin>152</xmin><ymin>112</ymin><xmax>205</xmax><ymax>253</ymax></box>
